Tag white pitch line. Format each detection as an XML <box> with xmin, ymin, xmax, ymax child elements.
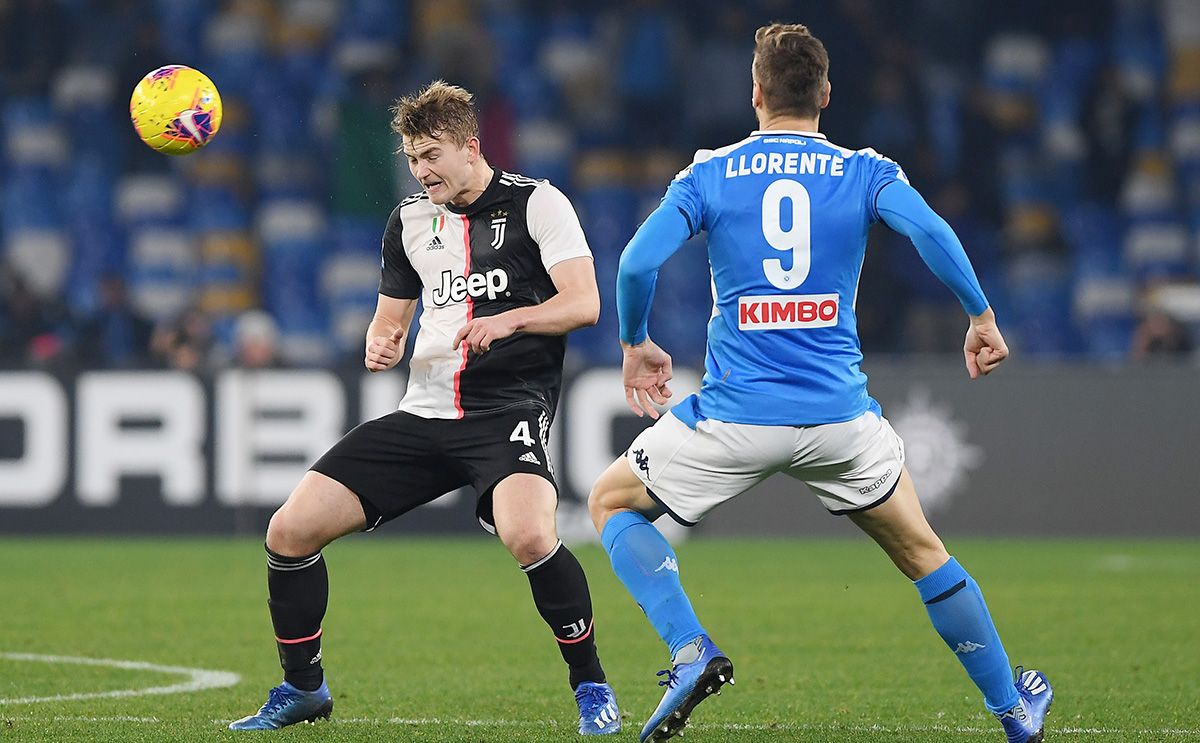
<box><xmin>2</xmin><ymin>716</ymin><xmax>162</xmax><ymax>723</ymax></box>
<box><xmin>204</xmin><ymin>716</ymin><xmax>1198</xmax><ymax>737</ymax></box>
<box><xmin>0</xmin><ymin>652</ymin><xmax>239</xmax><ymax>705</ymax></box>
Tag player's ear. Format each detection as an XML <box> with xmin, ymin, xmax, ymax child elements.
<box><xmin>466</xmin><ymin>136</ymin><xmax>481</xmax><ymax>162</ymax></box>
<box><xmin>751</xmin><ymin>78</ymin><xmax>764</xmax><ymax>111</ymax></box>
<box><xmin>821</xmin><ymin>80</ymin><xmax>831</xmax><ymax>110</ymax></box>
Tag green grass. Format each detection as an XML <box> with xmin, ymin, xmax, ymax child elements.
<box><xmin>1</xmin><ymin>537</ymin><xmax>1197</xmax><ymax>742</ymax></box>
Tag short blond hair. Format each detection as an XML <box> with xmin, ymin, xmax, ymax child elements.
<box><xmin>390</xmin><ymin>80</ymin><xmax>478</xmax><ymax>147</ymax></box>
<box><xmin>753</xmin><ymin>23</ymin><xmax>829</xmax><ymax>118</ymax></box>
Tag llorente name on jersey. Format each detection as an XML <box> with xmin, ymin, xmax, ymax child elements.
<box><xmin>725</xmin><ymin>151</ymin><xmax>845</xmax><ymax>179</ymax></box>
<box><xmin>431</xmin><ymin>267</ymin><xmax>510</xmax><ymax>307</ymax></box>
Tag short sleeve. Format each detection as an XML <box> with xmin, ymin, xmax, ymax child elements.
<box><xmin>378</xmin><ymin>205</ymin><xmax>421</xmax><ymax>299</ymax></box>
<box><xmin>527</xmin><ymin>182</ymin><xmax>593</xmax><ymax>272</ymax></box>
<box><xmin>864</xmin><ymin>149</ymin><xmax>910</xmax><ymax>223</ymax></box>
<box><xmin>660</xmin><ymin>155</ymin><xmax>705</xmax><ymax>238</ymax></box>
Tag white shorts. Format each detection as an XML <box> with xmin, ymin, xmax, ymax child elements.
<box><xmin>625</xmin><ymin>409</ymin><xmax>905</xmax><ymax>525</ymax></box>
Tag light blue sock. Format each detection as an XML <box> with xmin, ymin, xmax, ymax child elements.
<box><xmin>915</xmin><ymin>557</ymin><xmax>1020</xmax><ymax>714</ymax></box>
<box><xmin>601</xmin><ymin>511</ymin><xmax>706</xmax><ymax>658</ymax></box>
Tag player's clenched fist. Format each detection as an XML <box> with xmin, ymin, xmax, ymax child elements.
<box><xmin>963</xmin><ymin>309</ymin><xmax>1009</xmax><ymax>379</ymax></box>
<box><xmin>365</xmin><ymin>326</ymin><xmax>405</xmax><ymax>372</ymax></box>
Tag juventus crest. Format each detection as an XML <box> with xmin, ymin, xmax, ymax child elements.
<box><xmin>490</xmin><ymin>211</ymin><xmax>507</xmax><ymax>249</ymax></box>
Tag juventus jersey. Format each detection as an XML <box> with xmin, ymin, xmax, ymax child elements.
<box><xmin>379</xmin><ymin>167</ymin><xmax>593</xmax><ymax>419</ymax></box>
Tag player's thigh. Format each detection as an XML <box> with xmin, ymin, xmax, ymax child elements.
<box><xmin>624</xmin><ymin>411</ymin><xmax>789</xmax><ymax>527</ymax></box>
<box><xmin>847</xmin><ymin>467</ymin><xmax>948</xmax><ymax>580</ymax></box>
<box><xmin>448</xmin><ymin>405</ymin><xmax>559</xmax><ymax>536</ymax></box>
<box><xmin>491</xmin><ymin>472</ymin><xmax>560</xmax><ymax>564</ymax></box>
<box><xmin>588</xmin><ymin>456</ymin><xmax>663</xmax><ymax>532</ymax></box>
<box><xmin>788</xmin><ymin>410</ymin><xmax>906</xmax><ymax>515</ymax></box>
<box><xmin>309</xmin><ymin>410</ymin><xmax>468</xmax><ymax>532</ymax></box>
<box><xmin>267</xmin><ymin>470</ymin><xmax>367</xmax><ymax>555</ymax></box>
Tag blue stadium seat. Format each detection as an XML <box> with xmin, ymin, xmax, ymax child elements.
<box><xmin>1006</xmin><ymin>255</ymin><xmax>1076</xmax><ymax>355</ymax></box>
<box><xmin>1073</xmin><ymin>276</ymin><xmax>1136</xmax><ymax>358</ymax></box>
<box><xmin>1</xmin><ymin>169</ymin><xmax>62</xmax><ymax>233</ymax></box>
<box><xmin>125</xmin><ymin>227</ymin><xmax>197</xmax><ymax>322</ymax></box>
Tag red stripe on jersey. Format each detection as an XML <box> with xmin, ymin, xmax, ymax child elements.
<box><xmin>452</xmin><ymin>214</ymin><xmax>472</xmax><ymax>418</ymax></box>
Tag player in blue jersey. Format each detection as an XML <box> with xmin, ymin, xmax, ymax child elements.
<box><xmin>587</xmin><ymin>23</ymin><xmax>1052</xmax><ymax>743</ymax></box>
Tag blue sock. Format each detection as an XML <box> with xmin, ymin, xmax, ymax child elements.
<box><xmin>915</xmin><ymin>557</ymin><xmax>1020</xmax><ymax>714</ymax></box>
<box><xmin>601</xmin><ymin>511</ymin><xmax>706</xmax><ymax>658</ymax></box>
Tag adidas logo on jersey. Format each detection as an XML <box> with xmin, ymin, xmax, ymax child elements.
<box><xmin>425</xmin><ymin>235</ymin><xmax>445</xmax><ymax>251</ymax></box>
<box><xmin>518</xmin><ymin>452</ymin><xmax>541</xmax><ymax>465</ymax></box>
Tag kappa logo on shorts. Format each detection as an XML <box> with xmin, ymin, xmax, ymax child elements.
<box><xmin>954</xmin><ymin>641</ymin><xmax>986</xmax><ymax>654</ymax></box>
<box><xmin>859</xmin><ymin>468</ymin><xmax>893</xmax><ymax>495</ymax></box>
<box><xmin>632</xmin><ymin>448</ymin><xmax>650</xmax><ymax>477</ymax></box>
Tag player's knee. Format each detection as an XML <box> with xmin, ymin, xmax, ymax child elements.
<box><xmin>501</xmin><ymin>525</ymin><xmax>558</xmax><ymax>566</ymax></box>
<box><xmin>891</xmin><ymin>539</ymin><xmax>950</xmax><ymax>581</ymax></box>
<box><xmin>266</xmin><ymin>506</ymin><xmax>322</xmax><ymax>557</ymax></box>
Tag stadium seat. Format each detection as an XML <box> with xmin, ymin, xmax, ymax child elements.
<box><xmin>126</xmin><ymin>227</ymin><xmax>196</xmax><ymax>321</ymax></box>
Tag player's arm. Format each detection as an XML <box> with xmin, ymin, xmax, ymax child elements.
<box><xmin>455</xmin><ymin>182</ymin><xmax>600</xmax><ymax>353</ymax></box>
<box><xmin>875</xmin><ymin>180</ymin><xmax>1008</xmax><ymax>378</ymax></box>
<box><xmin>454</xmin><ymin>256</ymin><xmax>600</xmax><ymax>354</ymax></box>
<box><xmin>616</xmin><ymin>204</ymin><xmax>693</xmax><ymax>417</ymax></box>
<box><xmin>364</xmin><ymin>294</ymin><xmax>417</xmax><ymax>372</ymax></box>
<box><xmin>370</xmin><ymin>204</ymin><xmax>421</xmax><ymax>372</ymax></box>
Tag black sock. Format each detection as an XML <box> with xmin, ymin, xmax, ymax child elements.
<box><xmin>266</xmin><ymin>544</ymin><xmax>328</xmax><ymax>692</ymax></box>
<box><xmin>523</xmin><ymin>541</ymin><xmax>606</xmax><ymax>689</ymax></box>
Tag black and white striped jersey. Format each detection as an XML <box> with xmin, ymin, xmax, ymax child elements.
<box><xmin>379</xmin><ymin>167</ymin><xmax>593</xmax><ymax>419</ymax></box>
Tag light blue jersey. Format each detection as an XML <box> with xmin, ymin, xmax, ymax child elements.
<box><xmin>617</xmin><ymin>129</ymin><xmax>988</xmax><ymax>427</ymax></box>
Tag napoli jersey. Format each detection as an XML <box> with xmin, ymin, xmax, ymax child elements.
<box><xmin>664</xmin><ymin>130</ymin><xmax>908</xmax><ymax>426</ymax></box>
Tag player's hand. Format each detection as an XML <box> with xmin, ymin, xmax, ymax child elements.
<box><xmin>964</xmin><ymin>308</ymin><xmax>1009</xmax><ymax>379</ymax></box>
<box><xmin>365</xmin><ymin>326</ymin><xmax>405</xmax><ymax>372</ymax></box>
<box><xmin>621</xmin><ymin>338</ymin><xmax>673</xmax><ymax>419</ymax></box>
<box><xmin>453</xmin><ymin>313</ymin><xmax>519</xmax><ymax>355</ymax></box>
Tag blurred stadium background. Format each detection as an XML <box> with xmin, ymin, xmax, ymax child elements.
<box><xmin>2</xmin><ymin>0</ymin><xmax>1197</xmax><ymax>537</ymax></box>
<box><xmin>2</xmin><ymin>2</ymin><xmax>1198</xmax><ymax>740</ymax></box>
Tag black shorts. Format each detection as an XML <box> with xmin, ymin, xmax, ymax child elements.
<box><xmin>310</xmin><ymin>404</ymin><xmax>556</xmax><ymax>532</ymax></box>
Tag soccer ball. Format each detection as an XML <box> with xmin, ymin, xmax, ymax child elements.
<box><xmin>129</xmin><ymin>65</ymin><xmax>222</xmax><ymax>155</ymax></box>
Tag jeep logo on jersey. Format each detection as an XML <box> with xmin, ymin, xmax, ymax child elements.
<box><xmin>431</xmin><ymin>268</ymin><xmax>510</xmax><ymax>306</ymax></box>
<box><xmin>738</xmin><ymin>293</ymin><xmax>839</xmax><ymax>330</ymax></box>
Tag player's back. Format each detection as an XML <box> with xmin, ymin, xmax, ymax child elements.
<box><xmin>662</xmin><ymin>129</ymin><xmax>907</xmax><ymax>426</ymax></box>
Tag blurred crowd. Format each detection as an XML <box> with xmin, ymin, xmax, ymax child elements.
<box><xmin>2</xmin><ymin>0</ymin><xmax>1199</xmax><ymax>372</ymax></box>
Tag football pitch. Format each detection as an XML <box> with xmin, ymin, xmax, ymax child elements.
<box><xmin>1</xmin><ymin>537</ymin><xmax>1197</xmax><ymax>742</ymax></box>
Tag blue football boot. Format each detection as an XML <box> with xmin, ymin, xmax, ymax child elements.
<box><xmin>575</xmin><ymin>681</ymin><xmax>622</xmax><ymax>735</ymax></box>
<box><xmin>228</xmin><ymin>680</ymin><xmax>333</xmax><ymax>730</ymax></box>
<box><xmin>996</xmin><ymin>668</ymin><xmax>1053</xmax><ymax>743</ymax></box>
<box><xmin>639</xmin><ymin>636</ymin><xmax>733</xmax><ymax>742</ymax></box>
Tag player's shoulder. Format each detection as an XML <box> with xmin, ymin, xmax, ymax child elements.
<box><xmin>501</xmin><ymin>171</ymin><xmax>578</xmax><ymax>217</ymax></box>
<box><xmin>676</xmin><ymin>133</ymin><xmax>762</xmax><ymax>179</ymax></box>
<box><xmin>396</xmin><ymin>190</ymin><xmax>434</xmax><ymax>219</ymax></box>
<box><xmin>832</xmin><ymin>142</ymin><xmax>904</xmax><ymax>171</ymax></box>
<box><xmin>497</xmin><ymin>169</ymin><xmax>548</xmax><ymax>196</ymax></box>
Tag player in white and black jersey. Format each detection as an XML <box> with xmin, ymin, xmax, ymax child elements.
<box><xmin>230</xmin><ymin>81</ymin><xmax>622</xmax><ymax>736</ymax></box>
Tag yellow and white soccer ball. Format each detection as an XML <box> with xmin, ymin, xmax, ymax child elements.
<box><xmin>129</xmin><ymin>65</ymin><xmax>222</xmax><ymax>155</ymax></box>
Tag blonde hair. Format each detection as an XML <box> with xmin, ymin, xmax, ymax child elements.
<box><xmin>390</xmin><ymin>80</ymin><xmax>479</xmax><ymax>147</ymax></box>
<box><xmin>753</xmin><ymin>23</ymin><xmax>830</xmax><ymax>118</ymax></box>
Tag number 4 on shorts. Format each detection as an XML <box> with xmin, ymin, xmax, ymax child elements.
<box><xmin>509</xmin><ymin>420</ymin><xmax>534</xmax><ymax>446</ymax></box>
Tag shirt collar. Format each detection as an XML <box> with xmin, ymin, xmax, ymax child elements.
<box><xmin>750</xmin><ymin>129</ymin><xmax>828</xmax><ymax>140</ymax></box>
